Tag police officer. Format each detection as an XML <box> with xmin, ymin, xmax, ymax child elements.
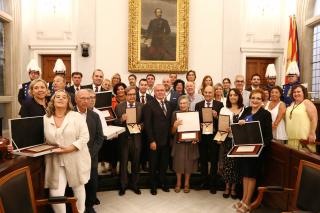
<box><xmin>265</xmin><ymin>64</ymin><xmax>277</xmax><ymax>92</ymax></box>
<box><xmin>283</xmin><ymin>61</ymin><xmax>300</xmax><ymax>107</ymax></box>
<box><xmin>18</xmin><ymin>59</ymin><xmax>41</xmax><ymax>105</ymax></box>
<box><xmin>48</xmin><ymin>58</ymin><xmax>67</xmax><ymax>94</ymax></box>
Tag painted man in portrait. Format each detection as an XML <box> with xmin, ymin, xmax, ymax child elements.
<box><xmin>144</xmin><ymin>8</ymin><xmax>172</xmax><ymax>60</ymax></box>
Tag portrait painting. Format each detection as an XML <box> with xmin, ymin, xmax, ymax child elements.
<box><xmin>128</xmin><ymin>0</ymin><xmax>189</xmax><ymax>73</ymax></box>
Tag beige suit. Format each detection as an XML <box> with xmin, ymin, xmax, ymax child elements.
<box><xmin>44</xmin><ymin>111</ymin><xmax>91</xmax><ymax>189</ymax></box>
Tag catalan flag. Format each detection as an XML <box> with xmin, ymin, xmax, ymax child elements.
<box><xmin>286</xmin><ymin>15</ymin><xmax>299</xmax><ymax>83</ymax></box>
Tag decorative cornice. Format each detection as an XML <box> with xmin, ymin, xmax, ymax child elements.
<box><xmin>240</xmin><ymin>47</ymin><xmax>284</xmax><ymax>53</ymax></box>
<box><xmin>29</xmin><ymin>44</ymin><xmax>78</xmax><ymax>50</ymax></box>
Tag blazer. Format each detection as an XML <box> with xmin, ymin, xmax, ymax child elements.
<box><xmin>143</xmin><ymin>98</ymin><xmax>173</xmax><ymax>146</ymax></box>
<box><xmin>136</xmin><ymin>92</ymin><xmax>154</xmax><ymax>104</ymax></box>
<box><xmin>44</xmin><ymin>111</ymin><xmax>91</xmax><ymax>188</ymax></box>
<box><xmin>19</xmin><ymin>98</ymin><xmax>46</xmax><ymax>117</ymax></box>
<box><xmin>66</xmin><ymin>85</ymin><xmax>84</xmax><ymax>94</ymax></box>
<box><xmin>114</xmin><ymin>101</ymin><xmax>143</xmax><ymax>142</ymax></box>
<box><xmin>168</xmin><ymin>90</ymin><xmax>181</xmax><ymax>110</ymax></box>
<box><xmin>85</xmin><ymin>109</ymin><xmax>104</xmax><ymax>168</ymax></box>
<box><xmin>239</xmin><ymin>107</ymin><xmax>273</xmax><ymax>146</ymax></box>
<box><xmin>195</xmin><ymin>100</ymin><xmax>224</xmax><ymax>135</ymax></box>
<box><xmin>82</xmin><ymin>84</ymin><xmax>106</xmax><ymax>92</ymax></box>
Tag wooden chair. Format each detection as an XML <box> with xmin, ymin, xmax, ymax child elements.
<box><xmin>0</xmin><ymin>166</ymin><xmax>78</xmax><ymax>213</ymax></box>
<box><xmin>251</xmin><ymin>160</ymin><xmax>320</xmax><ymax>213</ymax></box>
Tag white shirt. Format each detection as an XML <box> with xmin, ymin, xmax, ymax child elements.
<box><xmin>93</xmin><ymin>107</ymin><xmax>109</xmax><ymax>137</ymax></box>
<box><xmin>205</xmin><ymin>100</ymin><xmax>213</xmax><ymax>108</ymax></box>
<box><xmin>147</xmin><ymin>87</ymin><xmax>154</xmax><ymax>96</ymax></box>
<box><xmin>156</xmin><ymin>98</ymin><xmax>167</xmax><ymax>111</ymax></box>
<box><xmin>93</xmin><ymin>84</ymin><xmax>102</xmax><ymax>92</ymax></box>
<box><xmin>127</xmin><ymin>102</ymin><xmax>136</xmax><ymax>108</ymax></box>
<box><xmin>77</xmin><ymin>107</ymin><xmax>87</xmax><ymax>119</ymax></box>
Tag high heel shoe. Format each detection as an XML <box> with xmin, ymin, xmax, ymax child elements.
<box><xmin>236</xmin><ymin>203</ymin><xmax>251</xmax><ymax>213</ymax></box>
<box><xmin>231</xmin><ymin>189</ymin><xmax>237</xmax><ymax>199</ymax></box>
<box><xmin>184</xmin><ymin>185</ymin><xmax>190</xmax><ymax>193</ymax></box>
<box><xmin>174</xmin><ymin>185</ymin><xmax>181</xmax><ymax>193</ymax></box>
<box><xmin>222</xmin><ymin>188</ymin><xmax>230</xmax><ymax>198</ymax></box>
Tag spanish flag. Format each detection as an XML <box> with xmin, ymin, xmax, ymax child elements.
<box><xmin>286</xmin><ymin>15</ymin><xmax>299</xmax><ymax>83</ymax></box>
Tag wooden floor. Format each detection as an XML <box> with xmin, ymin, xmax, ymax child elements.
<box><xmin>95</xmin><ymin>189</ymin><xmax>237</xmax><ymax>213</ymax></box>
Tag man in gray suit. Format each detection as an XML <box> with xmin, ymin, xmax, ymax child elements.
<box><xmin>75</xmin><ymin>89</ymin><xmax>104</xmax><ymax>213</ymax></box>
<box><xmin>114</xmin><ymin>86</ymin><xmax>143</xmax><ymax>196</ymax></box>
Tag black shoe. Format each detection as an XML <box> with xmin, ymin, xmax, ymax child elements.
<box><xmin>119</xmin><ymin>188</ymin><xmax>126</xmax><ymax>196</ymax></box>
<box><xmin>230</xmin><ymin>190</ymin><xmax>237</xmax><ymax>199</ymax></box>
<box><xmin>150</xmin><ymin>188</ymin><xmax>157</xmax><ymax>195</ymax></box>
<box><xmin>94</xmin><ymin>198</ymin><xmax>100</xmax><ymax>205</ymax></box>
<box><xmin>210</xmin><ymin>187</ymin><xmax>217</xmax><ymax>194</ymax></box>
<box><xmin>161</xmin><ymin>185</ymin><xmax>170</xmax><ymax>192</ymax></box>
<box><xmin>85</xmin><ymin>207</ymin><xmax>96</xmax><ymax>213</ymax></box>
<box><xmin>222</xmin><ymin>189</ymin><xmax>230</xmax><ymax>198</ymax></box>
<box><xmin>132</xmin><ymin>187</ymin><xmax>141</xmax><ymax>195</ymax></box>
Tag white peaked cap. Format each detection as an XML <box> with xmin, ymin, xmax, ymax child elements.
<box><xmin>27</xmin><ymin>59</ymin><xmax>41</xmax><ymax>72</ymax></box>
<box><xmin>286</xmin><ymin>61</ymin><xmax>300</xmax><ymax>76</ymax></box>
<box><xmin>265</xmin><ymin>64</ymin><xmax>277</xmax><ymax>78</ymax></box>
<box><xmin>53</xmin><ymin>58</ymin><xmax>66</xmax><ymax>74</ymax></box>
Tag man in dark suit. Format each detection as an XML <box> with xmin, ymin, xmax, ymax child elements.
<box><xmin>143</xmin><ymin>84</ymin><xmax>173</xmax><ymax>195</ymax></box>
<box><xmin>75</xmin><ymin>89</ymin><xmax>104</xmax><ymax>213</ymax></box>
<box><xmin>246</xmin><ymin>73</ymin><xmax>261</xmax><ymax>92</ymax></box>
<box><xmin>136</xmin><ymin>78</ymin><xmax>153</xmax><ymax>172</ymax></box>
<box><xmin>82</xmin><ymin>69</ymin><xmax>106</xmax><ymax>92</ymax></box>
<box><xmin>136</xmin><ymin>78</ymin><xmax>154</xmax><ymax>104</ymax></box>
<box><xmin>163</xmin><ymin>77</ymin><xmax>180</xmax><ymax>110</ymax></box>
<box><xmin>66</xmin><ymin>71</ymin><xmax>84</xmax><ymax>94</ymax></box>
<box><xmin>195</xmin><ymin>85</ymin><xmax>223</xmax><ymax>194</ymax></box>
<box><xmin>114</xmin><ymin>86</ymin><xmax>143</xmax><ymax>196</ymax></box>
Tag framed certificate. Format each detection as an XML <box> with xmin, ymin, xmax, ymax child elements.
<box><xmin>126</xmin><ymin>108</ymin><xmax>141</xmax><ymax>134</ymax></box>
<box><xmin>98</xmin><ymin>106</ymin><xmax>117</xmax><ymax>122</ymax></box>
<box><xmin>176</xmin><ymin>111</ymin><xmax>200</xmax><ymax>142</ymax></box>
<box><xmin>214</xmin><ymin>115</ymin><xmax>230</xmax><ymax>142</ymax></box>
<box><xmin>227</xmin><ymin>121</ymin><xmax>264</xmax><ymax>157</ymax></box>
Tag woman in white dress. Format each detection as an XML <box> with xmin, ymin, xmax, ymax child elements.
<box><xmin>265</xmin><ymin>86</ymin><xmax>287</xmax><ymax>142</ymax></box>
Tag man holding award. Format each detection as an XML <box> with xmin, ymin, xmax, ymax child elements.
<box><xmin>114</xmin><ymin>86</ymin><xmax>143</xmax><ymax>196</ymax></box>
<box><xmin>195</xmin><ymin>85</ymin><xmax>224</xmax><ymax>194</ymax></box>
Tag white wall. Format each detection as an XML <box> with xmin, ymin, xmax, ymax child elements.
<box><xmin>20</xmin><ymin>0</ymin><xmax>293</xmax><ymax>89</ymax></box>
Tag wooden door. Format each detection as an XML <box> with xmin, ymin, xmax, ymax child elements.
<box><xmin>246</xmin><ymin>57</ymin><xmax>275</xmax><ymax>88</ymax></box>
<box><xmin>41</xmin><ymin>55</ymin><xmax>71</xmax><ymax>84</ymax></box>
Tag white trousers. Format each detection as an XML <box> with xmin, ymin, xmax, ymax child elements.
<box><xmin>49</xmin><ymin>167</ymin><xmax>86</xmax><ymax>213</ymax></box>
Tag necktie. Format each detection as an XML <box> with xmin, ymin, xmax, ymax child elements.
<box><xmin>129</xmin><ymin>103</ymin><xmax>134</xmax><ymax>108</ymax></box>
<box><xmin>76</xmin><ymin>87</ymin><xmax>79</xmax><ymax>91</ymax></box>
<box><xmin>141</xmin><ymin>95</ymin><xmax>145</xmax><ymax>104</ymax></box>
<box><xmin>206</xmin><ymin>102</ymin><xmax>211</xmax><ymax>108</ymax></box>
<box><xmin>161</xmin><ymin>101</ymin><xmax>167</xmax><ymax>116</ymax></box>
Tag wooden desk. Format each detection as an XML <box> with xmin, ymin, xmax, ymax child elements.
<box><xmin>262</xmin><ymin>142</ymin><xmax>320</xmax><ymax>210</ymax></box>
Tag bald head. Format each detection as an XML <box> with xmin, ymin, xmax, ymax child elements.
<box><xmin>203</xmin><ymin>85</ymin><xmax>213</xmax><ymax>102</ymax></box>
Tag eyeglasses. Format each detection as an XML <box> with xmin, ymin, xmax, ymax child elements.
<box><xmin>235</xmin><ymin>80</ymin><xmax>244</xmax><ymax>83</ymax></box>
<box><xmin>79</xmin><ymin>97</ymin><xmax>90</xmax><ymax>100</ymax></box>
<box><xmin>127</xmin><ymin>93</ymin><xmax>136</xmax><ymax>96</ymax></box>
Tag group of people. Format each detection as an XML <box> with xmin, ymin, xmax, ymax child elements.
<box><xmin>17</xmin><ymin>58</ymin><xmax>318</xmax><ymax>213</ymax></box>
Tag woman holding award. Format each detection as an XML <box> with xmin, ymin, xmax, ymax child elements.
<box><xmin>219</xmin><ymin>88</ymin><xmax>243</xmax><ymax>199</ymax></box>
<box><xmin>171</xmin><ymin>95</ymin><xmax>199</xmax><ymax>193</ymax></box>
<box><xmin>234</xmin><ymin>89</ymin><xmax>272</xmax><ymax>213</ymax></box>
<box><xmin>44</xmin><ymin>90</ymin><xmax>91</xmax><ymax>213</ymax></box>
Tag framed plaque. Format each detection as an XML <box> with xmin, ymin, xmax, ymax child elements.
<box><xmin>98</xmin><ymin>106</ymin><xmax>117</xmax><ymax>122</ymax></box>
<box><xmin>95</xmin><ymin>91</ymin><xmax>112</xmax><ymax>108</ymax></box>
<box><xmin>227</xmin><ymin>121</ymin><xmax>264</xmax><ymax>157</ymax></box>
<box><xmin>214</xmin><ymin>115</ymin><xmax>230</xmax><ymax>142</ymax></box>
<box><xmin>176</xmin><ymin>111</ymin><xmax>200</xmax><ymax>142</ymax></box>
<box><xmin>9</xmin><ymin>116</ymin><xmax>57</xmax><ymax>157</ymax></box>
<box><xmin>202</xmin><ymin>108</ymin><xmax>213</xmax><ymax>123</ymax></box>
<box><xmin>126</xmin><ymin>108</ymin><xmax>141</xmax><ymax>134</ymax></box>
<box><xmin>201</xmin><ymin>123</ymin><xmax>213</xmax><ymax>135</ymax></box>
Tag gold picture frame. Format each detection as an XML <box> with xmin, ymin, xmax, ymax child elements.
<box><xmin>128</xmin><ymin>0</ymin><xmax>189</xmax><ymax>73</ymax></box>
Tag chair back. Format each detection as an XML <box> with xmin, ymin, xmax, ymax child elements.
<box><xmin>0</xmin><ymin>166</ymin><xmax>37</xmax><ymax>213</ymax></box>
<box><xmin>294</xmin><ymin>160</ymin><xmax>320</xmax><ymax>212</ymax></box>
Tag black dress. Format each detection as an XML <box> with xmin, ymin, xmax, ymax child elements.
<box><xmin>19</xmin><ymin>98</ymin><xmax>46</xmax><ymax>117</ymax></box>
<box><xmin>238</xmin><ymin>107</ymin><xmax>272</xmax><ymax>178</ymax></box>
<box><xmin>222</xmin><ymin>114</ymin><xmax>240</xmax><ymax>184</ymax></box>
